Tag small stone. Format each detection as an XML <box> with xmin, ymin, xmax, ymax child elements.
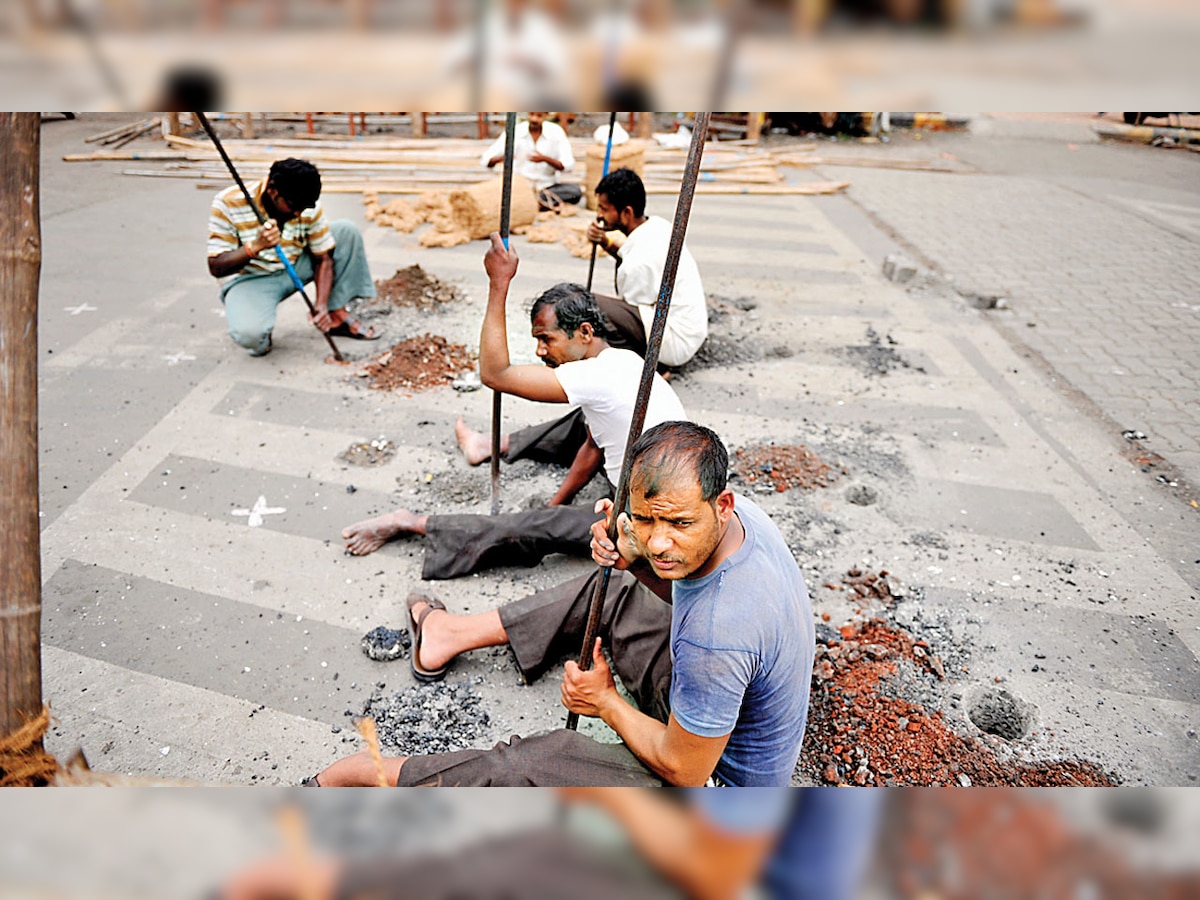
<box><xmin>958</xmin><ymin>774</ymin><xmax>972</xmax><ymax>787</ymax></box>
<box><xmin>845</xmin><ymin>484</ymin><xmax>878</xmax><ymax>506</ymax></box>
<box><xmin>824</xmin><ymin>764</ymin><xmax>840</xmax><ymax>784</ymax></box>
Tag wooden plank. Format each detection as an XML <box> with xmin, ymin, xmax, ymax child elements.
<box><xmin>63</xmin><ymin>150</ymin><xmax>188</xmax><ymax>162</ymax></box>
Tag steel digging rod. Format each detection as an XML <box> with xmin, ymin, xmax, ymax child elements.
<box><xmin>585</xmin><ymin>111</ymin><xmax>619</xmax><ymax>293</ymax></box>
<box><xmin>193</xmin><ymin>111</ymin><xmax>344</xmax><ymax>362</ymax></box>
<box><xmin>565</xmin><ymin>112</ymin><xmax>712</xmax><ymax>732</ymax></box>
<box><xmin>490</xmin><ymin>112</ymin><xmax>517</xmax><ymax>515</ymax></box>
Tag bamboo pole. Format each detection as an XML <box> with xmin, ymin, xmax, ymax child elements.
<box><xmin>0</xmin><ymin>113</ymin><xmax>43</xmax><ymax>742</ymax></box>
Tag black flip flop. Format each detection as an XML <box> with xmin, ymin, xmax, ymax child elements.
<box><xmin>406</xmin><ymin>593</ymin><xmax>451</xmax><ymax>683</ymax></box>
<box><xmin>326</xmin><ymin>318</ymin><xmax>381</xmax><ymax>341</ymax></box>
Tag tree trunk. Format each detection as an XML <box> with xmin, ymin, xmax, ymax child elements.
<box><xmin>0</xmin><ymin>112</ymin><xmax>43</xmax><ymax>739</ymax></box>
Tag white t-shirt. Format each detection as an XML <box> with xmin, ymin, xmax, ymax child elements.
<box><xmin>616</xmin><ymin>215</ymin><xmax>708</xmax><ymax>367</ymax></box>
<box><xmin>552</xmin><ymin>347</ymin><xmax>688</xmax><ymax>486</ymax></box>
<box><xmin>480</xmin><ymin>120</ymin><xmax>575</xmax><ymax>192</ymax></box>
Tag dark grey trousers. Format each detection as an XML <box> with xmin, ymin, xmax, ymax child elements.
<box><xmin>422</xmin><ymin>505</ymin><xmax>601</xmax><ymax>580</ymax></box>
<box><xmin>396</xmin><ymin>570</ymin><xmax>673</xmax><ymax>787</ymax></box>
<box><xmin>418</xmin><ymin>407</ymin><xmax>608</xmax><ymax>580</ymax></box>
<box><xmin>335</xmin><ymin>827</ymin><xmax>682</xmax><ymax>900</ymax></box>
<box><xmin>595</xmin><ymin>293</ymin><xmax>647</xmax><ymax>358</ymax></box>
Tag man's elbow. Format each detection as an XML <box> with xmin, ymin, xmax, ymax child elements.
<box><xmin>479</xmin><ymin>368</ymin><xmax>504</xmax><ymax>391</ymax></box>
<box><xmin>659</xmin><ymin>760</ymin><xmax>710</xmax><ymax>788</ymax></box>
<box><xmin>207</xmin><ymin>258</ymin><xmax>222</xmax><ymax>278</ymax></box>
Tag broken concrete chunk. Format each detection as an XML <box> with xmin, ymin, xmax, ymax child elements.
<box><xmin>883</xmin><ymin>254</ymin><xmax>918</xmax><ymax>283</ymax></box>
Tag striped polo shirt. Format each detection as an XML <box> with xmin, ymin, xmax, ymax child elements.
<box><xmin>207</xmin><ymin>179</ymin><xmax>335</xmax><ymax>285</ymax></box>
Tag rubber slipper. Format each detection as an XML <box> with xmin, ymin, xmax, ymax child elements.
<box><xmin>326</xmin><ymin>318</ymin><xmax>380</xmax><ymax>341</ymax></box>
<box><xmin>406</xmin><ymin>592</ymin><xmax>451</xmax><ymax>683</ymax></box>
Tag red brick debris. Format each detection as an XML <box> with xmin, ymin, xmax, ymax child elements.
<box><xmin>360</xmin><ymin>334</ymin><xmax>475</xmax><ymax>393</ymax></box>
<box><xmin>884</xmin><ymin>791</ymin><xmax>1200</xmax><ymax>899</ymax></box>
<box><xmin>372</xmin><ymin>264</ymin><xmax>464</xmax><ymax>311</ymax></box>
<box><xmin>800</xmin><ymin>570</ymin><xmax>1118</xmax><ymax>787</ymax></box>
<box><xmin>733</xmin><ymin>443</ymin><xmax>847</xmax><ymax>492</ymax></box>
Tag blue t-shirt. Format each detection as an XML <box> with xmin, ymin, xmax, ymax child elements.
<box><xmin>693</xmin><ymin>789</ymin><xmax>885</xmax><ymax>900</ymax></box>
<box><xmin>668</xmin><ymin>495</ymin><xmax>814</xmax><ymax>786</ymax></box>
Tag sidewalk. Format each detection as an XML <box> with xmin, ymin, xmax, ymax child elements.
<box><xmin>31</xmin><ymin>114</ymin><xmax>1200</xmax><ymax>786</ymax></box>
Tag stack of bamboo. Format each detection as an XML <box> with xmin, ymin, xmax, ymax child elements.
<box><xmin>64</xmin><ymin>131</ymin><xmax>887</xmax><ymax>196</ymax></box>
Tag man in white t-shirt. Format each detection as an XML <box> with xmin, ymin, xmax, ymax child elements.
<box><xmin>482</xmin><ymin>111</ymin><xmax>581</xmax><ymax>210</ymax></box>
<box><xmin>585</xmin><ymin>167</ymin><xmax>708</xmax><ymax>368</ymax></box>
<box><xmin>341</xmin><ymin>233</ymin><xmax>686</xmax><ymax>582</ymax></box>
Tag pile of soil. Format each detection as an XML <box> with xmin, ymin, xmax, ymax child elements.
<box><xmin>733</xmin><ymin>443</ymin><xmax>847</xmax><ymax>492</ymax></box>
<box><xmin>371</xmin><ymin>264</ymin><xmax>464</xmax><ymax>311</ymax></box>
<box><xmin>798</xmin><ymin>569</ymin><xmax>1118</xmax><ymax>786</ymax></box>
<box><xmin>844</xmin><ymin>326</ymin><xmax>925</xmax><ymax>377</ymax></box>
<box><xmin>359</xmin><ymin>334</ymin><xmax>475</xmax><ymax>392</ymax></box>
<box><xmin>884</xmin><ymin>791</ymin><xmax>1200</xmax><ymax>898</ymax></box>
<box><xmin>362</xmin><ymin>680</ymin><xmax>491</xmax><ymax>757</ymax></box>
<box><xmin>338</xmin><ymin>438</ymin><xmax>397</xmax><ymax>467</ymax></box>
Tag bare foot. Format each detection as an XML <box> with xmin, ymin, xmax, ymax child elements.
<box><xmin>455</xmin><ymin>417</ymin><xmax>494</xmax><ymax>466</ymax></box>
<box><xmin>342</xmin><ymin>510</ymin><xmax>428</xmax><ymax>555</ymax></box>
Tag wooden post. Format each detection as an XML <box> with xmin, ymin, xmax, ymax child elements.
<box><xmin>0</xmin><ymin>113</ymin><xmax>43</xmax><ymax>740</ymax></box>
<box><xmin>746</xmin><ymin>112</ymin><xmax>763</xmax><ymax>142</ymax></box>
<box><xmin>240</xmin><ymin>112</ymin><xmax>254</xmax><ymax>139</ymax></box>
<box><xmin>412</xmin><ymin>111</ymin><xmax>427</xmax><ymax>138</ymax></box>
<box><xmin>636</xmin><ymin>111</ymin><xmax>654</xmax><ymax>139</ymax></box>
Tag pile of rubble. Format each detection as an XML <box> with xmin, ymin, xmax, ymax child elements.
<box><xmin>358</xmin><ymin>335</ymin><xmax>475</xmax><ymax>393</ymax></box>
<box><xmin>799</xmin><ymin>569</ymin><xmax>1118</xmax><ymax>786</ymax></box>
<box><xmin>733</xmin><ymin>443</ymin><xmax>847</xmax><ymax>493</ymax></box>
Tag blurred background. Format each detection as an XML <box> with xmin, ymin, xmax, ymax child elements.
<box><xmin>1</xmin><ymin>788</ymin><xmax>1198</xmax><ymax>898</ymax></box>
<box><xmin>1</xmin><ymin>0</ymin><xmax>1197</xmax><ymax>110</ymax></box>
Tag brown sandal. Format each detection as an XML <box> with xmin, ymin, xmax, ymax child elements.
<box><xmin>406</xmin><ymin>593</ymin><xmax>451</xmax><ymax>683</ymax></box>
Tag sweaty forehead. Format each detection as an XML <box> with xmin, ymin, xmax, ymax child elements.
<box><xmin>531</xmin><ymin>306</ymin><xmax>561</xmax><ymax>334</ymax></box>
<box><xmin>630</xmin><ymin>469</ymin><xmax>705</xmax><ymax>513</ymax></box>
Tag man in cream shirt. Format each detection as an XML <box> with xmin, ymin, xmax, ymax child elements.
<box><xmin>482</xmin><ymin>111</ymin><xmax>581</xmax><ymax>210</ymax></box>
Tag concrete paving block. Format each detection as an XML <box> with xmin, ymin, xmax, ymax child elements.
<box><xmin>882</xmin><ymin>253</ymin><xmax>918</xmax><ymax>283</ymax></box>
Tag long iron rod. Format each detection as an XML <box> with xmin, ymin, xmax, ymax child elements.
<box><xmin>194</xmin><ymin>111</ymin><xmax>344</xmax><ymax>362</ymax></box>
<box><xmin>565</xmin><ymin>112</ymin><xmax>712</xmax><ymax>731</ymax></box>
<box><xmin>490</xmin><ymin>112</ymin><xmax>517</xmax><ymax>515</ymax></box>
<box><xmin>585</xmin><ymin>111</ymin><xmax>619</xmax><ymax>293</ymax></box>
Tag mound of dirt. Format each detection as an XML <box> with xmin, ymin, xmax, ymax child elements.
<box><xmin>798</xmin><ymin>569</ymin><xmax>1118</xmax><ymax>787</ymax></box>
<box><xmin>358</xmin><ymin>335</ymin><xmax>476</xmax><ymax>393</ymax></box>
<box><xmin>733</xmin><ymin>443</ymin><xmax>847</xmax><ymax>492</ymax></box>
<box><xmin>371</xmin><ymin>265</ymin><xmax>464</xmax><ymax>311</ymax></box>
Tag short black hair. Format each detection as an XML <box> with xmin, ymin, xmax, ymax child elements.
<box><xmin>596</xmin><ymin>167</ymin><xmax>646</xmax><ymax>218</ymax></box>
<box><xmin>267</xmin><ymin>158</ymin><xmax>321</xmax><ymax>212</ymax></box>
<box><xmin>629</xmin><ymin>421</ymin><xmax>728</xmax><ymax>502</ymax></box>
<box><xmin>530</xmin><ymin>283</ymin><xmax>610</xmax><ymax>338</ymax></box>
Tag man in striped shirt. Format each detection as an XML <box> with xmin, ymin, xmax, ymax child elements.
<box><xmin>207</xmin><ymin>158</ymin><xmax>379</xmax><ymax>356</ymax></box>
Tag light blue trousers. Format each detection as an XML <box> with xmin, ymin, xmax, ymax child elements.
<box><xmin>220</xmin><ymin>219</ymin><xmax>376</xmax><ymax>356</ymax></box>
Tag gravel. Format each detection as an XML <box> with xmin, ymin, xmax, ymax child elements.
<box><xmin>360</xmin><ymin>626</ymin><xmax>411</xmax><ymax>662</ymax></box>
<box><xmin>363</xmin><ymin>680</ymin><xmax>492</xmax><ymax>756</ymax></box>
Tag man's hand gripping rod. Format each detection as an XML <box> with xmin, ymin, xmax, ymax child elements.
<box><xmin>585</xmin><ymin>111</ymin><xmax>619</xmax><ymax>293</ymax></box>
<box><xmin>565</xmin><ymin>112</ymin><xmax>711</xmax><ymax>731</ymax></box>
<box><xmin>490</xmin><ymin>112</ymin><xmax>517</xmax><ymax>516</ymax></box>
<box><xmin>194</xmin><ymin>111</ymin><xmax>344</xmax><ymax>362</ymax></box>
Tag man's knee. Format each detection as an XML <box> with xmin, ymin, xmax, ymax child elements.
<box><xmin>329</xmin><ymin>219</ymin><xmax>362</xmax><ymax>249</ymax></box>
<box><xmin>227</xmin><ymin>324</ymin><xmax>272</xmax><ymax>356</ymax></box>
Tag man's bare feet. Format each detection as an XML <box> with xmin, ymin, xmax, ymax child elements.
<box><xmin>454</xmin><ymin>416</ymin><xmax>502</xmax><ymax>466</ymax></box>
<box><xmin>342</xmin><ymin>509</ymin><xmax>428</xmax><ymax>555</ymax></box>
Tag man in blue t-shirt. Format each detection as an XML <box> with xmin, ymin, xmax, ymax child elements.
<box><xmin>307</xmin><ymin>421</ymin><xmax>814</xmax><ymax>788</ymax></box>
